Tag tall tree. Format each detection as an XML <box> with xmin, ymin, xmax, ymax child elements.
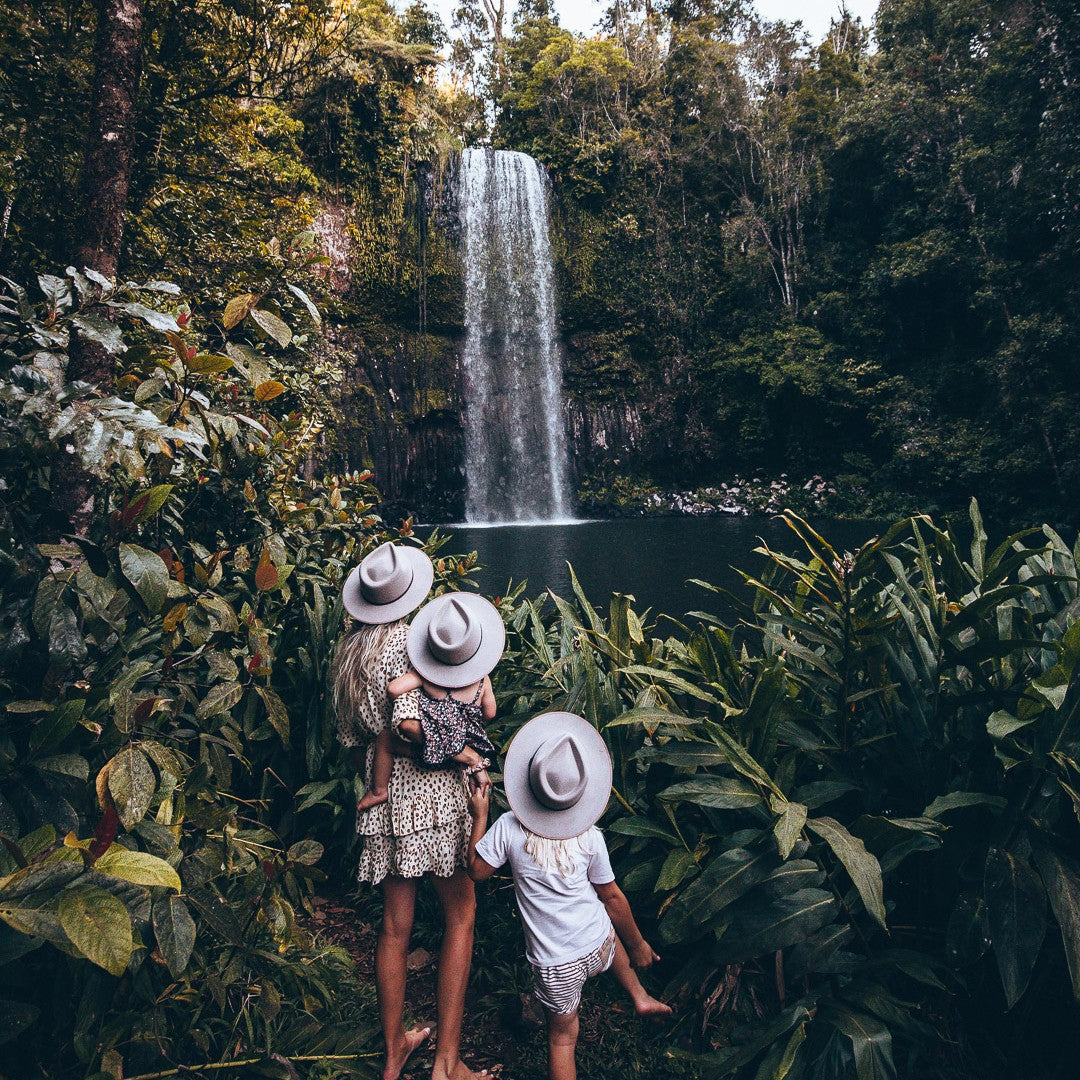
<box><xmin>69</xmin><ymin>0</ymin><xmax>144</xmax><ymax>384</ymax></box>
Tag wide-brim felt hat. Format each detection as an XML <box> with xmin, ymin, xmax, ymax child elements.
<box><xmin>406</xmin><ymin>592</ymin><xmax>506</xmax><ymax>689</ymax></box>
<box><xmin>503</xmin><ymin>712</ymin><xmax>612</xmax><ymax>840</ymax></box>
<box><xmin>342</xmin><ymin>542</ymin><xmax>434</xmax><ymax>624</ymax></box>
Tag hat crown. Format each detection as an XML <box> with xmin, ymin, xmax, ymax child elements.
<box><xmin>529</xmin><ymin>734</ymin><xmax>588</xmax><ymax>811</ymax></box>
<box><xmin>359</xmin><ymin>543</ymin><xmax>413</xmax><ymax>606</ymax></box>
<box><xmin>427</xmin><ymin>597</ymin><xmax>482</xmax><ymax>666</ymax></box>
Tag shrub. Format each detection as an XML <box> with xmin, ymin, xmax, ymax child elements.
<box><xmin>494</xmin><ymin>506</ymin><xmax>1080</xmax><ymax>1078</ymax></box>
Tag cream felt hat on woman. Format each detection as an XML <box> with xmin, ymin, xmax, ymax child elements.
<box><xmin>503</xmin><ymin>712</ymin><xmax>613</xmax><ymax>840</ymax></box>
<box><xmin>406</xmin><ymin>592</ymin><xmax>506</xmax><ymax>688</ymax></box>
<box><xmin>341</xmin><ymin>542</ymin><xmax>434</xmax><ymax>624</ymax></box>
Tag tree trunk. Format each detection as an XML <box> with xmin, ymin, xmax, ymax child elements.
<box><xmin>69</xmin><ymin>0</ymin><xmax>144</xmax><ymax>387</ymax></box>
<box><xmin>60</xmin><ymin>0</ymin><xmax>144</xmax><ymax>535</ymax></box>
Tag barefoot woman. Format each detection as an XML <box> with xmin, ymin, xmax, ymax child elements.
<box><xmin>334</xmin><ymin>542</ymin><xmax>488</xmax><ymax>1080</ymax></box>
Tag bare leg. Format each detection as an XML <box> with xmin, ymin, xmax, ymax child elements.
<box><xmin>358</xmin><ymin>729</ymin><xmax>392</xmax><ymax>810</ymax></box>
<box><xmin>608</xmin><ymin>937</ymin><xmax>672</xmax><ymax>1019</ymax></box>
<box><xmin>377</xmin><ymin>875</ymin><xmax>430</xmax><ymax>1080</ymax></box>
<box><xmin>545</xmin><ymin>1010</ymin><xmax>579</xmax><ymax>1080</ymax></box>
<box><xmin>429</xmin><ymin>869</ymin><xmax>487</xmax><ymax>1080</ymax></box>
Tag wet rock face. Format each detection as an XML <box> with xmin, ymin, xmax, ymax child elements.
<box><xmin>330</xmin><ymin>324</ymin><xmax>467</xmax><ymax>523</ymax></box>
<box><xmin>565</xmin><ymin>397</ymin><xmax>645</xmax><ymax>477</ymax></box>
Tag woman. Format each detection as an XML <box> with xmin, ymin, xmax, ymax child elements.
<box><xmin>333</xmin><ymin>541</ymin><xmax>488</xmax><ymax>1080</ymax></box>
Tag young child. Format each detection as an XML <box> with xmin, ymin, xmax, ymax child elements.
<box><xmin>465</xmin><ymin>711</ymin><xmax>671</xmax><ymax>1080</ymax></box>
<box><xmin>357</xmin><ymin>592</ymin><xmax>503</xmax><ymax>810</ymax></box>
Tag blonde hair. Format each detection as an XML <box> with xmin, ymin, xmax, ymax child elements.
<box><xmin>332</xmin><ymin>619</ymin><xmax>405</xmax><ymax>723</ymax></box>
<box><xmin>523</xmin><ymin>827</ymin><xmax>597</xmax><ymax>879</ymax></box>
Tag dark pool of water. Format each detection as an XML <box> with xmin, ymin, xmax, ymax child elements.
<box><xmin>427</xmin><ymin>516</ymin><xmax>882</xmax><ymax>623</ymax></box>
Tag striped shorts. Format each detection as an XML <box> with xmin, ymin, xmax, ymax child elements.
<box><xmin>531</xmin><ymin>930</ymin><xmax>617</xmax><ymax>1015</ymax></box>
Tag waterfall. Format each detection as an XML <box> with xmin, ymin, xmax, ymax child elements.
<box><xmin>458</xmin><ymin>148</ymin><xmax>574</xmax><ymax>523</ymax></box>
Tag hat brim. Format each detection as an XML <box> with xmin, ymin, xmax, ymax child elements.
<box><xmin>406</xmin><ymin>593</ymin><xmax>506</xmax><ymax>688</ymax></box>
<box><xmin>342</xmin><ymin>545</ymin><xmax>434</xmax><ymax>624</ymax></box>
<box><xmin>503</xmin><ymin>712</ymin><xmax>612</xmax><ymax>840</ymax></box>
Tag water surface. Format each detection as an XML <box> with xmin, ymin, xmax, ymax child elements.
<box><xmin>431</xmin><ymin>516</ymin><xmax>882</xmax><ymax>622</ymax></box>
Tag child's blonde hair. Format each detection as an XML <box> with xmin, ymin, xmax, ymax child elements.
<box><xmin>523</xmin><ymin>827</ymin><xmax>598</xmax><ymax>879</ymax></box>
<box><xmin>332</xmin><ymin>619</ymin><xmax>404</xmax><ymax>722</ymax></box>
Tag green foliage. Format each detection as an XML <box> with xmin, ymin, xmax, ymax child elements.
<box><xmin>493</xmin><ymin>504</ymin><xmax>1080</xmax><ymax>1078</ymax></box>
<box><xmin>0</xmin><ymin>264</ymin><xmax>471</xmax><ymax>1076</ymax></box>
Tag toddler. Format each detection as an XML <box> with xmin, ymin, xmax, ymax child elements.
<box><xmin>357</xmin><ymin>592</ymin><xmax>503</xmax><ymax>810</ymax></box>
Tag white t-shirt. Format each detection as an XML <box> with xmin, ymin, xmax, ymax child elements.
<box><xmin>475</xmin><ymin>811</ymin><xmax>616</xmax><ymax>968</ymax></box>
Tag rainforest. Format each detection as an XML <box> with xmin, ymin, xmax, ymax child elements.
<box><xmin>1</xmin><ymin>0</ymin><xmax>1079</xmax><ymax>1078</ymax></box>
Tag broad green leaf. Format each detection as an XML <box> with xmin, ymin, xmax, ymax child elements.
<box><xmin>1032</xmin><ymin>848</ymin><xmax>1080</xmax><ymax>1001</ymax></box>
<box><xmin>753</xmin><ymin>1019</ymin><xmax>806</xmax><ymax>1080</ymax></box>
<box><xmin>808</xmin><ymin>816</ymin><xmax>887</xmax><ymax>928</ymax></box>
<box><xmin>771</xmin><ymin>798</ymin><xmax>808</xmax><ymax>858</ymax></box>
<box><xmin>607</xmin><ymin>817</ymin><xmax>680</xmax><ymax>844</ymax></box>
<box><xmin>255</xmin><ymin>686</ymin><xmax>290</xmax><ymax>745</ymax></box>
<box><xmin>984</xmin><ymin>847</ymin><xmax>1047</xmax><ymax>1008</ymax></box>
<box><xmin>287</xmin><ymin>839</ymin><xmax>324</xmax><ymax>866</ymax></box>
<box><xmin>94</xmin><ymin>847</ymin><xmax>180</xmax><ymax>891</ymax></box>
<box><xmin>186</xmin><ymin>353</ymin><xmax>232</xmax><ymax>374</ymax></box>
<box><xmin>715</xmin><ymin>887</ymin><xmax>837</xmax><ymax>962</ymax></box>
<box><xmin>793</xmin><ymin>780</ymin><xmax>856</xmax><ymax>809</ymax></box>
<box><xmin>821</xmin><ymin>1006</ymin><xmax>896</xmax><ymax>1080</ymax></box>
<box><xmin>196</xmin><ymin>681</ymin><xmax>243</xmax><ymax>720</ymax></box>
<box><xmin>108</xmin><ymin>746</ymin><xmax>156</xmax><ymax>828</ymax></box>
<box><xmin>659</xmin><ymin>777</ymin><xmax>762</xmax><ymax>809</ymax></box>
<box><xmin>58</xmin><ymin>887</ymin><xmax>132</xmax><ymax>976</ymax></box>
<box><xmin>704</xmin><ymin>722</ymin><xmax>784</xmax><ymax>796</ymax></box>
<box><xmin>924</xmin><ymin>791</ymin><xmax>1007</xmax><ymax>818</ymax></box>
<box><xmin>250</xmin><ymin>307</ymin><xmax>292</xmax><ymax>347</ymax></box>
<box><xmin>661</xmin><ymin>846</ymin><xmax>777</xmax><ymax>943</ymax></box>
<box><xmin>153</xmin><ymin>895</ymin><xmax>196</xmax><ymax>978</ymax></box>
<box><xmin>118</xmin><ymin>544</ymin><xmax>169</xmax><ymax>613</ymax></box>
<box><xmin>785</xmin><ymin>923</ymin><xmax>852</xmax><ymax>980</ymax></box>
<box><xmin>604</xmin><ymin>707</ymin><xmax>698</xmax><ymax>728</ymax></box>
<box><xmin>656</xmin><ymin>848</ymin><xmax>698</xmax><ymax>891</ymax></box>
<box><xmin>71</xmin><ymin>312</ymin><xmax>125</xmax><ymax>354</ymax></box>
<box><xmin>669</xmin><ymin>1005</ymin><xmax>812</xmax><ymax>1074</ymax></box>
<box><xmin>109</xmin><ymin>301</ymin><xmax>180</xmax><ymax>333</ymax></box>
<box><xmin>286</xmin><ymin>282</ymin><xmax>321</xmax><ymax>325</ymax></box>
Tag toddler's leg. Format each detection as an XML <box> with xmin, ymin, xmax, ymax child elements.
<box><xmin>545</xmin><ymin>1009</ymin><xmax>579</xmax><ymax>1080</ymax></box>
<box><xmin>357</xmin><ymin>729</ymin><xmax>392</xmax><ymax>809</ymax></box>
<box><xmin>399</xmin><ymin>718</ymin><xmax>423</xmax><ymax>743</ymax></box>
<box><xmin>608</xmin><ymin>937</ymin><xmax>672</xmax><ymax>1019</ymax></box>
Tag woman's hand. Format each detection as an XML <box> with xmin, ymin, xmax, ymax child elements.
<box><xmin>469</xmin><ymin>768</ymin><xmax>492</xmax><ymax>795</ymax></box>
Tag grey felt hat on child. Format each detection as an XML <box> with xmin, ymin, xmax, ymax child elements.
<box><xmin>503</xmin><ymin>712</ymin><xmax>613</xmax><ymax>840</ymax></box>
<box><xmin>406</xmin><ymin>592</ymin><xmax>506</xmax><ymax>689</ymax></box>
<box><xmin>341</xmin><ymin>542</ymin><xmax>434</xmax><ymax>624</ymax></box>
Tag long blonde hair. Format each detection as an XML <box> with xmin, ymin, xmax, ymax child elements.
<box><xmin>332</xmin><ymin>619</ymin><xmax>405</xmax><ymax>723</ymax></box>
<box><xmin>523</xmin><ymin>827</ymin><xmax>598</xmax><ymax>879</ymax></box>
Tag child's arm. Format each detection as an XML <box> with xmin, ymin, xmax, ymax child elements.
<box><xmin>593</xmin><ymin>881</ymin><xmax>661</xmax><ymax>969</ymax></box>
<box><xmin>387</xmin><ymin>670</ymin><xmax>422</xmax><ymax>699</ymax></box>
<box><xmin>465</xmin><ymin>787</ymin><xmax>498</xmax><ymax>882</ymax></box>
<box><xmin>481</xmin><ymin>676</ymin><xmax>496</xmax><ymax>722</ymax></box>
<box><xmin>464</xmin><ymin>790</ymin><xmax>496</xmax><ymax>881</ymax></box>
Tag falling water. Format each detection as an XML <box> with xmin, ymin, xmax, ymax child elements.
<box><xmin>458</xmin><ymin>148</ymin><xmax>574</xmax><ymax>523</ymax></box>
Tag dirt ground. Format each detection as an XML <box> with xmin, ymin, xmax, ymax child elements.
<box><xmin>307</xmin><ymin>889</ymin><xmax>686</xmax><ymax>1080</ymax></box>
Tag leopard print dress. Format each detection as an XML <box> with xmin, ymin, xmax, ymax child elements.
<box><xmin>335</xmin><ymin>623</ymin><xmax>470</xmax><ymax>884</ymax></box>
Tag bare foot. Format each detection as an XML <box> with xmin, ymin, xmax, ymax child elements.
<box><xmin>634</xmin><ymin>995</ymin><xmax>673</xmax><ymax>1020</ymax></box>
<box><xmin>431</xmin><ymin>1059</ymin><xmax>490</xmax><ymax>1080</ymax></box>
<box><xmin>358</xmin><ymin>789</ymin><xmax>389</xmax><ymax>811</ymax></box>
<box><xmin>383</xmin><ymin>1025</ymin><xmax>430</xmax><ymax>1080</ymax></box>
